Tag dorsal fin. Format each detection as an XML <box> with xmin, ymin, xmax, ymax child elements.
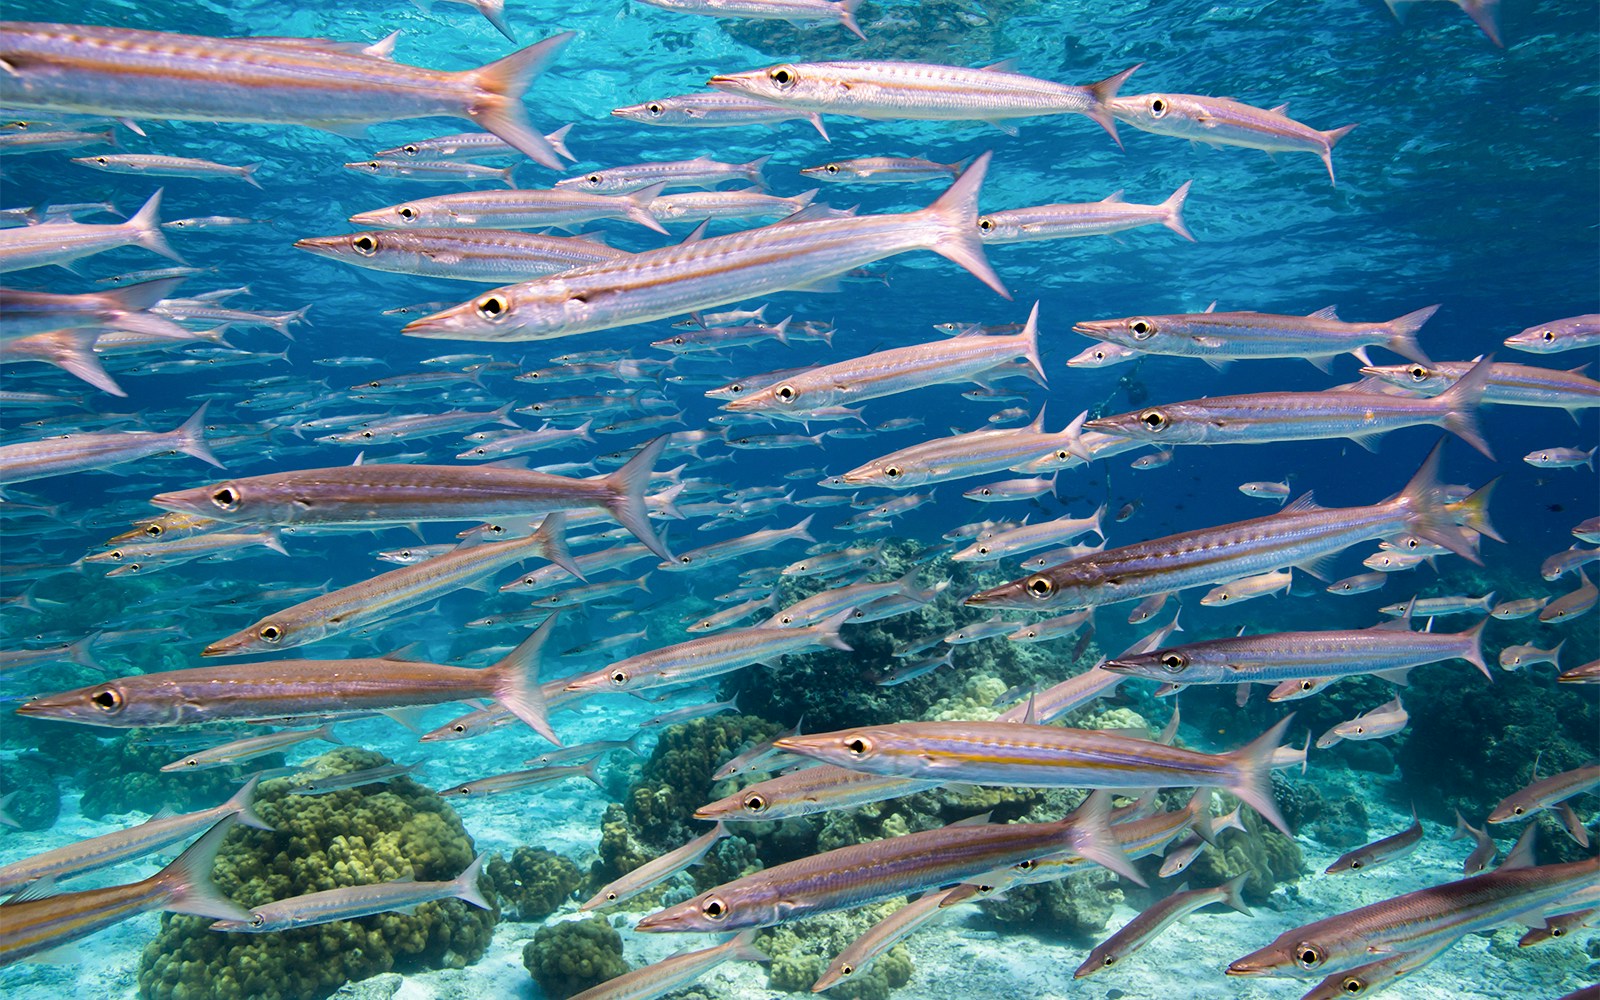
<box><xmin>1308</xmin><ymin>305</ymin><xmax>1340</xmax><ymax>320</ymax></box>
<box><xmin>1203</xmin><ymin>301</ymin><xmax>1217</xmax><ymax>313</ymax></box>
<box><xmin>1100</xmin><ymin>190</ymin><xmax>1126</xmax><ymax>203</ymax></box>
<box><xmin>679</xmin><ymin>219</ymin><xmax>711</xmax><ymax>245</ymax></box>
<box><xmin>1280</xmin><ymin>491</ymin><xmax>1321</xmax><ymax>514</ymax></box>
<box><xmin>1269</xmin><ymin>102</ymin><xmax>1289</xmax><ymax>115</ymax></box>
<box><xmin>981</xmin><ymin>58</ymin><xmax>1019</xmax><ymax>73</ymax></box>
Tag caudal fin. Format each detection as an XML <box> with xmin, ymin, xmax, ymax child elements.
<box><xmin>1066</xmin><ymin>789</ymin><xmax>1145</xmax><ymax>885</ymax></box>
<box><xmin>1433</xmin><ymin>353</ymin><xmax>1495</xmax><ymax>459</ymax></box>
<box><xmin>1457</xmin><ymin>617</ymin><xmax>1492</xmax><ymax>679</ymax></box>
<box><xmin>223</xmin><ymin>775</ymin><xmax>274</xmax><ymax>831</ymax></box>
<box><xmin>602</xmin><ymin>436</ymin><xmax>672</xmax><ymax>560</ymax></box>
<box><xmin>1217</xmin><ymin>872</ymin><xmax>1253</xmax><ymax>915</ymax></box>
<box><xmin>1160</xmin><ymin>180</ymin><xmax>1195</xmax><ymax>242</ymax></box>
<box><xmin>152</xmin><ymin>816</ymin><xmax>251</xmax><ymax>921</ymax></box>
<box><xmin>170</xmin><ymin>402</ymin><xmax>225</xmax><ymax>469</ymax></box>
<box><xmin>1085</xmin><ymin>64</ymin><xmax>1141</xmax><ymax>148</ymax></box>
<box><xmin>474</xmin><ymin>0</ymin><xmax>516</xmax><ymax>42</ymax></box>
<box><xmin>1016</xmin><ymin>302</ymin><xmax>1048</xmax><ymax>383</ymax></box>
<box><xmin>490</xmin><ymin>612</ymin><xmax>561</xmax><ymax>745</ymax></box>
<box><xmin>921</xmin><ymin>152</ymin><xmax>1010</xmax><ymax>299</ymax></box>
<box><xmin>1446</xmin><ymin>477</ymin><xmax>1501</xmax><ymax>543</ymax></box>
<box><xmin>452</xmin><ymin>853</ymin><xmax>494</xmax><ymax>909</ymax></box>
<box><xmin>544</xmin><ymin>123</ymin><xmax>576</xmax><ymax>162</ymax></box>
<box><xmin>530</xmin><ymin>511</ymin><xmax>581</xmax><ymax>580</ymax></box>
<box><xmin>1394</xmin><ymin>440</ymin><xmax>1481</xmax><ymax>562</ymax></box>
<box><xmin>837</xmin><ymin>0</ymin><xmax>867</xmax><ymax>40</ymax></box>
<box><xmin>463</xmin><ymin>33</ymin><xmax>574</xmax><ymax>170</ymax></box>
<box><xmin>13</xmin><ymin>328</ymin><xmax>127</xmax><ymax>396</ymax></box>
<box><xmin>1225</xmin><ymin>714</ymin><xmax>1295</xmax><ymax>835</ymax></box>
<box><xmin>1383</xmin><ymin>304</ymin><xmax>1438</xmax><ymax>365</ymax></box>
<box><xmin>125</xmin><ymin>189</ymin><xmax>187</xmax><ymax>264</ymax></box>
<box><xmin>1319</xmin><ymin>123</ymin><xmax>1358</xmax><ymax>186</ymax></box>
<box><xmin>813</xmin><ymin>608</ymin><xmax>855</xmax><ymax>652</ymax></box>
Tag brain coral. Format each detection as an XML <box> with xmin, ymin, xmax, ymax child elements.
<box><xmin>136</xmin><ymin>748</ymin><xmax>496</xmax><ymax>1000</ymax></box>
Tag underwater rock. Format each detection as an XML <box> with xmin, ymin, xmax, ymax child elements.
<box><xmin>758</xmin><ymin>903</ymin><xmax>914</xmax><ymax>1000</ymax></box>
<box><xmin>0</xmin><ymin>754</ymin><xmax>59</xmax><ymax>831</ymax></box>
<box><xmin>523</xmin><ymin>916</ymin><xmax>630</xmax><ymax>999</ymax></box>
<box><xmin>485</xmin><ymin>846</ymin><xmax>582</xmax><ymax>922</ymax></box>
<box><xmin>136</xmin><ymin>748</ymin><xmax>495</xmax><ymax>1000</ymax></box>
<box><xmin>979</xmin><ymin>866</ymin><xmax>1123</xmax><ymax>939</ymax></box>
<box><xmin>623</xmin><ymin>714</ymin><xmax>783</xmax><ymax>848</ymax></box>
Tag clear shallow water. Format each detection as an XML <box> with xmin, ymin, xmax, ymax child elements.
<box><xmin>0</xmin><ymin>1</ymin><xmax>1595</xmax><ymax>998</ymax></box>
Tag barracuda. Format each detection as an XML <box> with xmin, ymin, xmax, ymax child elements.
<box><xmin>565</xmin><ymin>930</ymin><xmax>767</xmax><ymax>1000</ymax></box>
<box><xmin>0</xmin><ymin>23</ymin><xmax>572</xmax><ymax>169</ymax></box>
<box><xmin>965</xmin><ymin>441</ymin><xmax>1489</xmax><ymax>611</ymax></box>
<box><xmin>399</xmin><ymin>153</ymin><xmax>1008</xmax><ymax>341</ymax></box>
<box><xmin>1360</xmin><ymin>358</ymin><xmax>1600</xmax><ymax>414</ymax></box>
<box><xmin>694</xmin><ymin>764</ymin><xmax>939</xmax><ymax>822</ymax></box>
<box><xmin>297</xmin><ymin>228</ymin><xmax>627</xmax><ymax>283</ymax></box>
<box><xmin>775</xmin><ymin>716</ymin><xmax>1295</xmax><ymax>834</ymax></box>
<box><xmin>348</xmin><ymin>185</ymin><xmax>669</xmax><ymax>233</ymax></box>
<box><xmin>1104</xmin><ymin>92</ymin><xmax>1357</xmax><ymax>185</ymax></box>
<box><xmin>554</xmin><ymin>154</ymin><xmax>769</xmax><ymax>194</ymax></box>
<box><xmin>210</xmin><ymin>855</ymin><xmax>489</xmax><ymax>932</ymax></box>
<box><xmin>581</xmin><ymin>823</ymin><xmax>728</xmax><ymax>911</ymax></box>
<box><xmin>611</xmin><ymin>91</ymin><xmax>831</xmax><ymax>140</ymax></box>
<box><xmin>16</xmin><ymin>615</ymin><xmax>563</xmax><ymax>744</ymax></box>
<box><xmin>636</xmin><ymin>791</ymin><xmax>1137</xmax><ymax>932</ymax></box>
<box><xmin>979</xmin><ymin>182</ymin><xmax>1193</xmax><ymax>244</ymax></box>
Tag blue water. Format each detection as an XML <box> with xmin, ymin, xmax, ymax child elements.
<box><xmin>0</xmin><ymin>0</ymin><xmax>1596</xmax><ymax>998</ymax></box>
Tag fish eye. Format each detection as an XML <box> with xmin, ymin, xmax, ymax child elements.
<box><xmin>977</xmin><ymin>545</ymin><xmax>990</xmax><ymax>555</ymax></box>
<box><xmin>364</xmin><ymin>161</ymin><xmax>379</xmax><ymax>170</ymax></box>
<box><xmin>451</xmin><ymin>723</ymin><xmax>467</xmax><ymax>733</ymax></box>
<box><xmin>1407</xmin><ymin>366</ymin><xmax>1430</xmax><ymax>381</ymax></box>
<box><xmin>1149</xmin><ymin>97</ymin><xmax>1168</xmax><ymax>117</ymax></box>
<box><xmin>845</xmin><ymin>735</ymin><xmax>872</xmax><ymax>756</ymax></box>
<box><xmin>744</xmin><ymin>793</ymin><xmax>768</xmax><ymax>813</ymax></box>
<box><xmin>1294</xmin><ymin>943</ymin><xmax>1325</xmax><ymax>969</ymax></box>
<box><xmin>211</xmin><ymin>487</ymin><xmax>240</xmax><ymax>511</ymax></box>
<box><xmin>1542</xmin><ymin>330</ymin><xmax>1555</xmax><ymax>341</ymax></box>
<box><xmin>360</xmin><ymin>431</ymin><xmax>373</xmax><ymax>439</ymax></box>
<box><xmin>980</xmin><ymin>488</ymin><xmax>992</xmax><ymax>496</ymax></box>
<box><xmin>95</xmin><ymin>156</ymin><xmax>108</xmax><ymax>164</ymax></box>
<box><xmin>402</xmin><ymin>144</ymin><xmax>418</xmax><ymax>154</ymax></box>
<box><xmin>646</xmin><ymin>103</ymin><xmax>664</xmax><ymax>116</ymax></box>
<box><xmin>1349</xmin><ymin>859</ymin><xmax>1362</xmax><ymax>869</ymax></box>
<box><xmin>604</xmin><ymin>891</ymin><xmax>618</xmax><ymax>901</ymax></box>
<box><xmin>1551</xmin><ymin>926</ymin><xmax>1566</xmax><ymax>937</ymax></box>
<box><xmin>586</xmin><ymin>174</ymin><xmax>602</xmax><ymax>184</ymax></box>
<box><xmin>1103</xmin><ymin>956</ymin><xmax>1116</xmax><ymax>967</ymax></box>
<box><xmin>476</xmin><ymin>295</ymin><xmax>508</xmax><ymax>321</ymax></box>
<box><xmin>145</xmin><ymin>524</ymin><xmax>164</xmax><ymax>537</ymax></box>
<box><xmin>353</xmin><ymin>235</ymin><xmax>378</xmax><ymax>256</ymax></box>
<box><xmin>109</xmin><ymin>550</ymin><xmax>124</xmax><ymax>560</ymax></box>
<box><xmin>1299</xmin><ymin>680</ymin><xmax>1316</xmax><ymax>692</ymax></box>
<box><xmin>678</xmin><ymin>555</ymin><xmax>692</xmax><ymax>564</ymax></box>
<box><xmin>824</xmin><ymin>163</ymin><xmax>839</xmax><ymax>174</ymax></box>
<box><xmin>839</xmin><ymin>963</ymin><xmax>855</xmax><ymax>977</ymax></box>
<box><xmin>884</xmin><ymin>466</ymin><xmax>902</xmax><ymax>479</ymax></box>
<box><xmin>768</xmin><ymin>66</ymin><xmax>798</xmax><ymax>88</ymax></box>
<box><xmin>610</xmin><ymin>670</ymin><xmax>628</xmax><ymax>685</ymax></box>
<box><xmin>1026</xmin><ymin>577</ymin><xmax>1054</xmax><ymax>598</ymax></box>
<box><xmin>775</xmin><ymin>385</ymin><xmax>797</xmax><ymax>402</ymax></box>
<box><xmin>1055</xmin><ymin>449</ymin><xmax>1071</xmax><ymax>461</ymax></box>
<box><xmin>1513</xmin><ymin>806</ymin><xmax>1525</xmax><ymax>815</ymax></box>
<box><xmin>397</xmin><ymin>206</ymin><xmax>416</xmax><ymax>221</ymax></box>
<box><xmin>701</xmin><ymin>896</ymin><xmax>728</xmax><ymax>920</ymax></box>
<box><xmin>249</xmin><ymin>914</ymin><xmax>265</xmax><ymax>928</ymax></box>
<box><xmin>90</xmin><ymin>688</ymin><xmax>123</xmax><ymax>713</ymax></box>
<box><xmin>1129</xmin><ymin>319</ymin><xmax>1154</xmax><ymax>339</ymax></box>
<box><xmin>1014</xmin><ymin>859</ymin><xmax>1036</xmax><ymax>871</ymax></box>
<box><xmin>1159</xmin><ymin>652</ymin><xmax>1187</xmax><ymax>672</ymax></box>
<box><xmin>1340</xmin><ymin>975</ymin><xmax>1366</xmax><ymax>994</ymax></box>
<box><xmin>1352</xmin><ymin>725</ymin><xmax>1365</xmax><ymax>735</ymax></box>
<box><xmin>1140</xmin><ymin>409</ymin><xmax>1169</xmax><ymax>431</ymax></box>
<box><xmin>258</xmin><ymin>624</ymin><xmax>283</xmax><ymax>643</ymax></box>
<box><xmin>728</xmin><ymin>383</ymin><xmax>743</xmax><ymax>393</ymax></box>
<box><xmin>978</xmin><ymin>217</ymin><xmax>995</xmax><ymax>232</ymax></box>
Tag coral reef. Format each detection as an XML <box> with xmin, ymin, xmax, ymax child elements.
<box><xmin>136</xmin><ymin>748</ymin><xmax>495</xmax><ymax>1000</ymax></box>
<box><xmin>523</xmin><ymin>917</ymin><xmax>629</xmax><ymax>999</ymax></box>
<box><xmin>624</xmin><ymin>714</ymin><xmax>783</xmax><ymax>848</ymax></box>
<box><xmin>0</xmin><ymin>754</ymin><xmax>59</xmax><ymax>831</ymax></box>
<box><xmin>1186</xmin><ymin>806</ymin><xmax>1304</xmax><ymax>905</ymax></box>
<box><xmin>979</xmin><ymin>867</ymin><xmax>1123</xmax><ymax>938</ymax></box>
<box><xmin>485</xmin><ymin>847</ymin><xmax>581</xmax><ymax>922</ymax></box>
<box><xmin>758</xmin><ymin>903</ymin><xmax>914</xmax><ymax>1000</ymax></box>
<box><xmin>77</xmin><ymin>732</ymin><xmax>275</xmax><ymax>821</ymax></box>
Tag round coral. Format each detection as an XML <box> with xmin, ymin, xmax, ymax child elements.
<box><xmin>485</xmin><ymin>846</ymin><xmax>581</xmax><ymax>921</ymax></box>
<box><xmin>136</xmin><ymin>748</ymin><xmax>496</xmax><ymax>1000</ymax></box>
<box><xmin>523</xmin><ymin>916</ymin><xmax>629</xmax><ymax>998</ymax></box>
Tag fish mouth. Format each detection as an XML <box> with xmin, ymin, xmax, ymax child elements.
<box><xmin>1071</xmin><ymin>321</ymin><xmax>1117</xmax><ymax>335</ymax></box>
<box><xmin>1098</xmin><ymin>659</ymin><xmax>1138</xmax><ymax>674</ymax></box>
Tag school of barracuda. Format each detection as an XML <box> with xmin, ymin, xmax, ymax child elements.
<box><xmin>0</xmin><ymin>1</ymin><xmax>1594</xmax><ymax>999</ymax></box>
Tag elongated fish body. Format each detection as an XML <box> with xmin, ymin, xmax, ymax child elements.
<box><xmin>439</xmin><ymin>758</ymin><xmax>601</xmax><ymax>797</ymax></box>
<box><xmin>72</xmin><ymin>153</ymin><xmax>261</xmax><ymax>186</ymax></box>
<box><xmin>0</xmin><ymin>23</ymin><xmax>572</xmax><ymax>169</ymax></box>
<box><xmin>1325</xmin><ymin>812</ymin><xmax>1424</xmax><ymax>873</ymax></box>
<box><xmin>0</xmin><ymin>778</ymin><xmax>267</xmax><ymax>895</ymax></box>
<box><xmin>211</xmin><ymin>854</ymin><xmax>489</xmax><ymax>932</ymax></box>
<box><xmin>1076</xmin><ymin>875</ymin><xmax>1252</xmax><ymax>977</ymax></box>
<box><xmin>611</xmin><ymin>92</ymin><xmax>831</xmax><ymax>140</ymax></box>
<box><xmin>813</xmin><ymin>887</ymin><xmax>971</xmax><ymax>992</ymax></box>
<box><xmin>1296</xmin><ymin>937</ymin><xmax>1460</xmax><ymax>1000</ymax></box>
<box><xmin>1103</xmin><ymin>617</ymin><xmax>1489</xmax><ymax>687</ymax></box>
<box><xmin>401</xmin><ymin>154</ymin><xmax>1008</xmax><ymax>341</ymax></box>
<box><xmin>1073</xmin><ymin>304</ymin><xmax>1436</xmax><ymax>367</ymax></box>
<box><xmin>0</xmin><ymin>187</ymin><xmax>180</xmax><ymax>272</ymax></box>
<box><xmin>563</xmin><ymin>609</ymin><xmax>852</xmax><ymax>694</ymax></box>
<box><xmin>555</xmin><ymin>155</ymin><xmax>769</xmax><ymax>194</ymax></box>
<box><xmin>202</xmin><ymin>513</ymin><xmax>572</xmax><ymax>655</ymax></box>
<box><xmin>0</xmin><ymin>817</ymin><xmax>246</xmax><ymax>968</ymax></box>
<box><xmin>1488</xmin><ymin>764</ymin><xmax>1600</xmax><ymax>824</ymax></box>
<box><xmin>0</xmin><ymin>126</ymin><xmax>113</xmax><ymax>154</ymax></box>
<box><xmin>373</xmin><ymin>125</ymin><xmax>576</xmax><ymax>162</ymax></box>
<box><xmin>639</xmin><ymin>0</ymin><xmax>866</xmax><ymax>40</ymax></box>
<box><xmin>0</xmin><ymin>403</ymin><xmax>220</xmax><ymax>484</ymax></box>
<box><xmin>980</xmin><ymin>182</ymin><xmax>1193</xmax><ymax>243</ymax></box>
<box><xmin>582</xmin><ymin>822</ymin><xmax>728</xmax><ymax>910</ymax></box>
<box><xmin>637</xmin><ymin>792</ymin><xmax>1135</xmax><ymax>932</ymax></box>
<box><xmin>837</xmin><ymin>413</ymin><xmax>1065</xmax><ymax>489</ymax></box>
<box><xmin>161</xmin><ymin>723</ymin><xmax>341</xmax><ymax>770</ymax></box>
<box><xmin>0</xmin><ymin>276</ymin><xmax>191</xmax><ymax>341</ymax></box>
<box><xmin>695</xmin><ymin>764</ymin><xmax>938</xmax><ymax>822</ymax></box>
<box><xmin>775</xmin><ymin>716</ymin><xmax>1294</xmax><ymax>833</ymax></box>
<box><xmin>17</xmin><ymin>619</ymin><xmax>559</xmax><ymax>742</ymax></box>
<box><xmin>1359</xmin><ymin>359</ymin><xmax>1600</xmax><ymax>413</ymax></box>
<box><xmin>646</xmin><ymin>187</ymin><xmax>816</xmax><ymax>223</ymax></box>
<box><xmin>951</xmin><ymin>505</ymin><xmax>1105</xmax><ymax>562</ymax></box>
<box><xmin>707</xmin><ymin>60</ymin><xmax>1138</xmax><ymax>142</ymax></box>
<box><xmin>150</xmin><ymin>436</ymin><xmax>670</xmax><ymax>559</ymax></box>
<box><xmin>966</xmin><ymin>442</ymin><xmax>1484</xmax><ymax>611</ymax></box>
<box><xmin>343</xmin><ymin>158</ymin><xmax>517</xmax><ymax>185</ymax></box>
<box><xmin>1227</xmin><ymin>849</ymin><xmax>1600</xmax><ymax>979</ymax></box>
<box><xmin>1106</xmin><ymin>92</ymin><xmax>1356</xmax><ymax>184</ymax></box>
<box><xmin>727</xmin><ymin>304</ymin><xmax>1044</xmax><ymax>415</ymax></box>
<box><xmin>801</xmin><ymin>156</ymin><xmax>962</xmax><ymax>183</ymax></box>
<box><xmin>767</xmin><ymin>571</ymin><xmax>919</xmax><ymax>627</ymax></box>
<box><xmin>568</xmin><ymin>929</ymin><xmax>767</xmax><ymax>1000</ymax></box>
<box><xmin>349</xmin><ymin>185</ymin><xmax>668</xmax><ymax>233</ymax></box>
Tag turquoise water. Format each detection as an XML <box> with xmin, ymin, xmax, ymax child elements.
<box><xmin>0</xmin><ymin>1</ymin><xmax>1596</xmax><ymax>998</ymax></box>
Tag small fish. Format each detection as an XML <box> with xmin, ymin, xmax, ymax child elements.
<box><xmin>1377</xmin><ymin>592</ymin><xmax>1494</xmax><ymax>617</ymax></box>
<box><xmin>1490</xmin><ymin>596</ymin><xmax>1550</xmax><ymax>619</ymax></box>
<box><xmin>554</xmin><ymin>155</ymin><xmax>770</xmax><ymax>194</ymax></box>
<box><xmin>1238</xmin><ymin>480</ymin><xmax>1291</xmax><ymax>503</ymax></box>
<box><xmin>566</xmin><ymin>928</ymin><xmax>767</xmax><ymax>999</ymax></box>
<box><xmin>342</xmin><ymin>158</ymin><xmax>517</xmax><ymax>186</ymax></box>
<box><xmin>1541</xmin><ymin>545</ymin><xmax>1600</xmax><ymax>581</ymax></box>
<box><xmin>1504</xmin><ymin>314</ymin><xmax>1600</xmax><ymax>354</ymax></box>
<box><xmin>160</xmin><ymin>723</ymin><xmax>342</xmax><ymax>771</ymax></box>
<box><xmin>212</xmin><ymin>854</ymin><xmax>490</xmax><ymax>931</ymax></box>
<box><xmin>1075</xmin><ymin>874</ymin><xmax>1251</xmax><ymax>978</ymax></box>
<box><xmin>1316</xmin><ymin>697</ymin><xmax>1408</xmax><ymax>749</ymax></box>
<box><xmin>581</xmin><ymin>823</ymin><xmax>729</xmax><ymax>911</ymax></box>
<box><xmin>0</xmin><ymin>188</ymin><xmax>181</xmax><ymax>273</ymax></box>
<box><xmin>1324</xmin><ymin>810</ymin><xmax>1424</xmax><ymax>873</ymax></box>
<box><xmin>73</xmin><ymin>153</ymin><xmax>262</xmax><ymax>187</ymax></box>
<box><xmin>980</xmin><ymin>182</ymin><xmax>1193</xmax><ymax>244</ymax></box>
<box><xmin>801</xmin><ymin>156</ymin><xmax>963</xmax><ymax>183</ymax></box>
<box><xmin>1488</xmin><ymin>763</ymin><xmax>1600</xmax><ymax>828</ymax></box>
<box><xmin>1200</xmin><ymin>569</ymin><xmax>1292</xmax><ymax>607</ymax></box>
<box><xmin>1450</xmin><ymin>809</ymin><xmax>1498</xmax><ymax>874</ymax></box>
<box><xmin>1539</xmin><ymin>568</ymin><xmax>1597</xmax><ymax>623</ymax></box>
<box><xmin>610</xmin><ymin>92</ymin><xmax>830</xmax><ymax>141</ymax></box>
<box><xmin>1498</xmin><ymin>640</ymin><xmax>1564</xmax><ymax>671</ymax></box>
<box><xmin>438</xmin><ymin>758</ymin><xmax>603</xmax><ymax>798</ymax></box>
<box><xmin>0</xmin><ymin>403</ymin><xmax>220</xmax><ymax>484</ymax></box>
<box><xmin>1524</xmin><ymin>446</ymin><xmax>1595</xmax><ymax>469</ymax></box>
